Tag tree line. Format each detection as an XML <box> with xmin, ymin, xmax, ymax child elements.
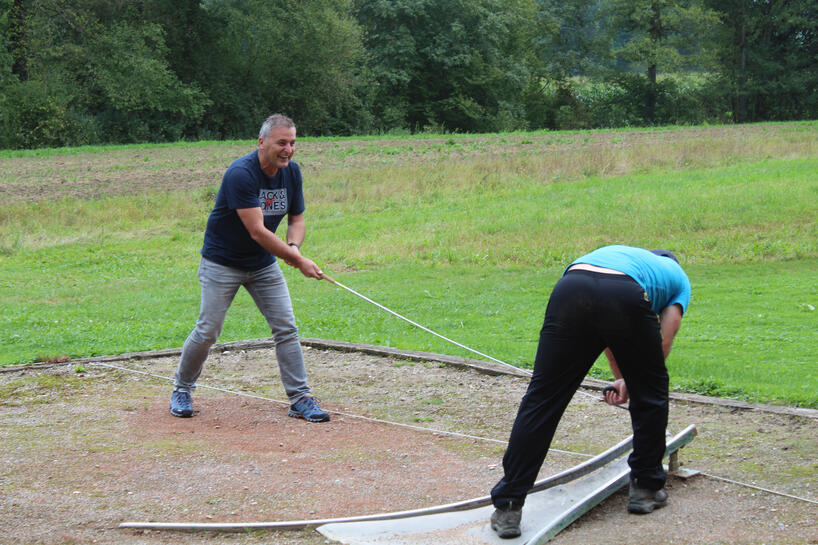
<box><xmin>1</xmin><ymin>0</ymin><xmax>816</xmax><ymax>149</ymax></box>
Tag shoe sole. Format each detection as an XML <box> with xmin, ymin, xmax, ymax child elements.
<box><xmin>170</xmin><ymin>407</ymin><xmax>193</xmax><ymax>418</ymax></box>
<box><xmin>491</xmin><ymin>523</ymin><xmax>521</xmax><ymax>539</ymax></box>
<box><xmin>288</xmin><ymin>409</ymin><xmax>330</xmax><ymax>423</ymax></box>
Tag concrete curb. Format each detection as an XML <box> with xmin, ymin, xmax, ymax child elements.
<box><xmin>3</xmin><ymin>336</ymin><xmax>816</xmax><ymax>420</ymax></box>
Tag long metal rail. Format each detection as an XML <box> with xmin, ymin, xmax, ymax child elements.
<box><xmin>525</xmin><ymin>424</ymin><xmax>696</xmax><ymax>544</ymax></box>
<box><xmin>317</xmin><ymin>425</ymin><xmax>697</xmax><ymax>545</ymax></box>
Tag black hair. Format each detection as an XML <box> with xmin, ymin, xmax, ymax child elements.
<box><xmin>650</xmin><ymin>249</ymin><xmax>679</xmax><ymax>263</ymax></box>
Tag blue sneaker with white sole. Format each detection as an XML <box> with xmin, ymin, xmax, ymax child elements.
<box><xmin>170</xmin><ymin>389</ymin><xmax>193</xmax><ymax>417</ymax></box>
<box><xmin>288</xmin><ymin>394</ymin><xmax>330</xmax><ymax>422</ymax></box>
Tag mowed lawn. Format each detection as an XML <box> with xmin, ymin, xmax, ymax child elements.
<box><xmin>1</xmin><ymin>123</ymin><xmax>816</xmax><ymax>407</ymax></box>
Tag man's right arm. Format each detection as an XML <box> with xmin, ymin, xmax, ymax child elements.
<box><xmin>603</xmin><ymin>349</ymin><xmax>629</xmax><ymax>405</ymax></box>
<box><xmin>235</xmin><ymin>207</ymin><xmax>323</xmax><ymax>279</ymax></box>
<box><xmin>603</xmin><ymin>304</ymin><xmax>683</xmax><ymax>406</ymax></box>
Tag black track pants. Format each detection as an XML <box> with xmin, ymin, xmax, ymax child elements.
<box><xmin>491</xmin><ymin>270</ymin><xmax>669</xmax><ymax>508</ymax></box>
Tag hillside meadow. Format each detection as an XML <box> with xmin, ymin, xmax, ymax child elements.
<box><xmin>1</xmin><ymin>122</ymin><xmax>816</xmax><ymax>407</ymax></box>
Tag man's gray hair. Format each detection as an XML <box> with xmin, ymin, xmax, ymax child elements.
<box><xmin>259</xmin><ymin>114</ymin><xmax>296</xmax><ymax>139</ymax></box>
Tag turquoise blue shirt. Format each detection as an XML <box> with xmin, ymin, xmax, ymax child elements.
<box><xmin>567</xmin><ymin>245</ymin><xmax>691</xmax><ymax>314</ymax></box>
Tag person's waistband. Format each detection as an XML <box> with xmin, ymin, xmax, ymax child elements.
<box><xmin>566</xmin><ymin>263</ymin><xmax>626</xmax><ymax>275</ymax></box>
<box><xmin>564</xmin><ymin>267</ymin><xmax>639</xmax><ymax>285</ymax></box>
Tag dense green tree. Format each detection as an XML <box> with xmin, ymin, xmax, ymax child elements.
<box><xmin>707</xmin><ymin>0</ymin><xmax>818</xmax><ymax>122</ymax></box>
<box><xmin>534</xmin><ymin>0</ymin><xmax>611</xmax><ymax>79</ymax></box>
<box><xmin>1</xmin><ymin>0</ymin><xmax>369</xmax><ymax>146</ymax></box>
<box><xmin>0</xmin><ymin>0</ymin><xmax>210</xmax><ymax>146</ymax></box>
<box><xmin>194</xmin><ymin>0</ymin><xmax>371</xmax><ymax>137</ymax></box>
<box><xmin>7</xmin><ymin>0</ymin><xmax>26</xmax><ymax>79</ymax></box>
<box><xmin>141</xmin><ymin>0</ymin><xmax>212</xmax><ymax>86</ymax></box>
<box><xmin>2</xmin><ymin>0</ymin><xmax>817</xmax><ymax>148</ymax></box>
<box><xmin>604</xmin><ymin>0</ymin><xmax>720</xmax><ymax>121</ymax></box>
<box><xmin>522</xmin><ymin>0</ymin><xmax>614</xmax><ymax>129</ymax></box>
<box><xmin>354</xmin><ymin>0</ymin><xmax>541</xmax><ymax>132</ymax></box>
<box><xmin>0</xmin><ymin>4</ymin><xmax>15</xmax><ymax>86</ymax></box>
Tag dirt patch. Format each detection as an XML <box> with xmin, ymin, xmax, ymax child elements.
<box><xmin>1</xmin><ymin>344</ymin><xmax>816</xmax><ymax>545</ymax></box>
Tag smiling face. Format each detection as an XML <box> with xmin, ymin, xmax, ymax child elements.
<box><xmin>258</xmin><ymin>125</ymin><xmax>296</xmax><ymax>176</ymax></box>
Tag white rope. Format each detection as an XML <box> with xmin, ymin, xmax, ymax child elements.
<box><xmin>699</xmin><ymin>472</ymin><xmax>818</xmax><ymax>505</ymax></box>
<box><xmin>327</xmin><ymin>278</ymin><xmax>510</xmax><ymax>367</ymax></box>
<box><xmin>324</xmin><ymin>276</ymin><xmax>626</xmax><ymax>409</ymax></box>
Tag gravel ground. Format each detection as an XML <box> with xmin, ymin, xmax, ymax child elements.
<box><xmin>1</xmin><ymin>341</ymin><xmax>816</xmax><ymax>545</ymax></box>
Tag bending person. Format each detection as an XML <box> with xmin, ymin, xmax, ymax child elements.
<box><xmin>490</xmin><ymin>245</ymin><xmax>691</xmax><ymax>538</ymax></box>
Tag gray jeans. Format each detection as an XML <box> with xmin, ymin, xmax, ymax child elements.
<box><xmin>173</xmin><ymin>257</ymin><xmax>311</xmax><ymax>403</ymax></box>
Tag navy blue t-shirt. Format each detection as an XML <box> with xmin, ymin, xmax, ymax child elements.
<box><xmin>201</xmin><ymin>151</ymin><xmax>306</xmax><ymax>271</ymax></box>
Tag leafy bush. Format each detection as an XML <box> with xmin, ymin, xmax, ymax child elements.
<box><xmin>527</xmin><ymin>73</ymin><xmax>733</xmax><ymax>130</ymax></box>
<box><xmin>0</xmin><ymin>81</ymin><xmax>76</xmax><ymax>149</ymax></box>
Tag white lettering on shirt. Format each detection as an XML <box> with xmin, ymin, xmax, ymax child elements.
<box><xmin>259</xmin><ymin>189</ymin><xmax>287</xmax><ymax>216</ymax></box>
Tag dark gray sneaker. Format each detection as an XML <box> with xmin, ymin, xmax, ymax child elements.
<box><xmin>628</xmin><ymin>482</ymin><xmax>668</xmax><ymax>514</ymax></box>
<box><xmin>170</xmin><ymin>389</ymin><xmax>193</xmax><ymax>417</ymax></box>
<box><xmin>491</xmin><ymin>503</ymin><xmax>522</xmax><ymax>538</ymax></box>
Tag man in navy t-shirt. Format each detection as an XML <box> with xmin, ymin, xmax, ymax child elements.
<box><xmin>489</xmin><ymin>245</ymin><xmax>691</xmax><ymax>538</ymax></box>
<box><xmin>170</xmin><ymin>114</ymin><xmax>330</xmax><ymax>423</ymax></box>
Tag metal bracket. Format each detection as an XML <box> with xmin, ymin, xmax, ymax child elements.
<box><xmin>668</xmin><ymin>446</ymin><xmax>700</xmax><ymax>480</ymax></box>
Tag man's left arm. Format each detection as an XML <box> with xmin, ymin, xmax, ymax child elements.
<box><xmin>658</xmin><ymin>303</ymin><xmax>684</xmax><ymax>359</ymax></box>
<box><xmin>286</xmin><ymin>213</ymin><xmax>306</xmax><ymax>247</ymax></box>
<box><xmin>283</xmin><ymin>213</ymin><xmax>306</xmax><ymax>266</ymax></box>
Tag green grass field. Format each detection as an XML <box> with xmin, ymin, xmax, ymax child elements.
<box><xmin>1</xmin><ymin>123</ymin><xmax>816</xmax><ymax>407</ymax></box>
